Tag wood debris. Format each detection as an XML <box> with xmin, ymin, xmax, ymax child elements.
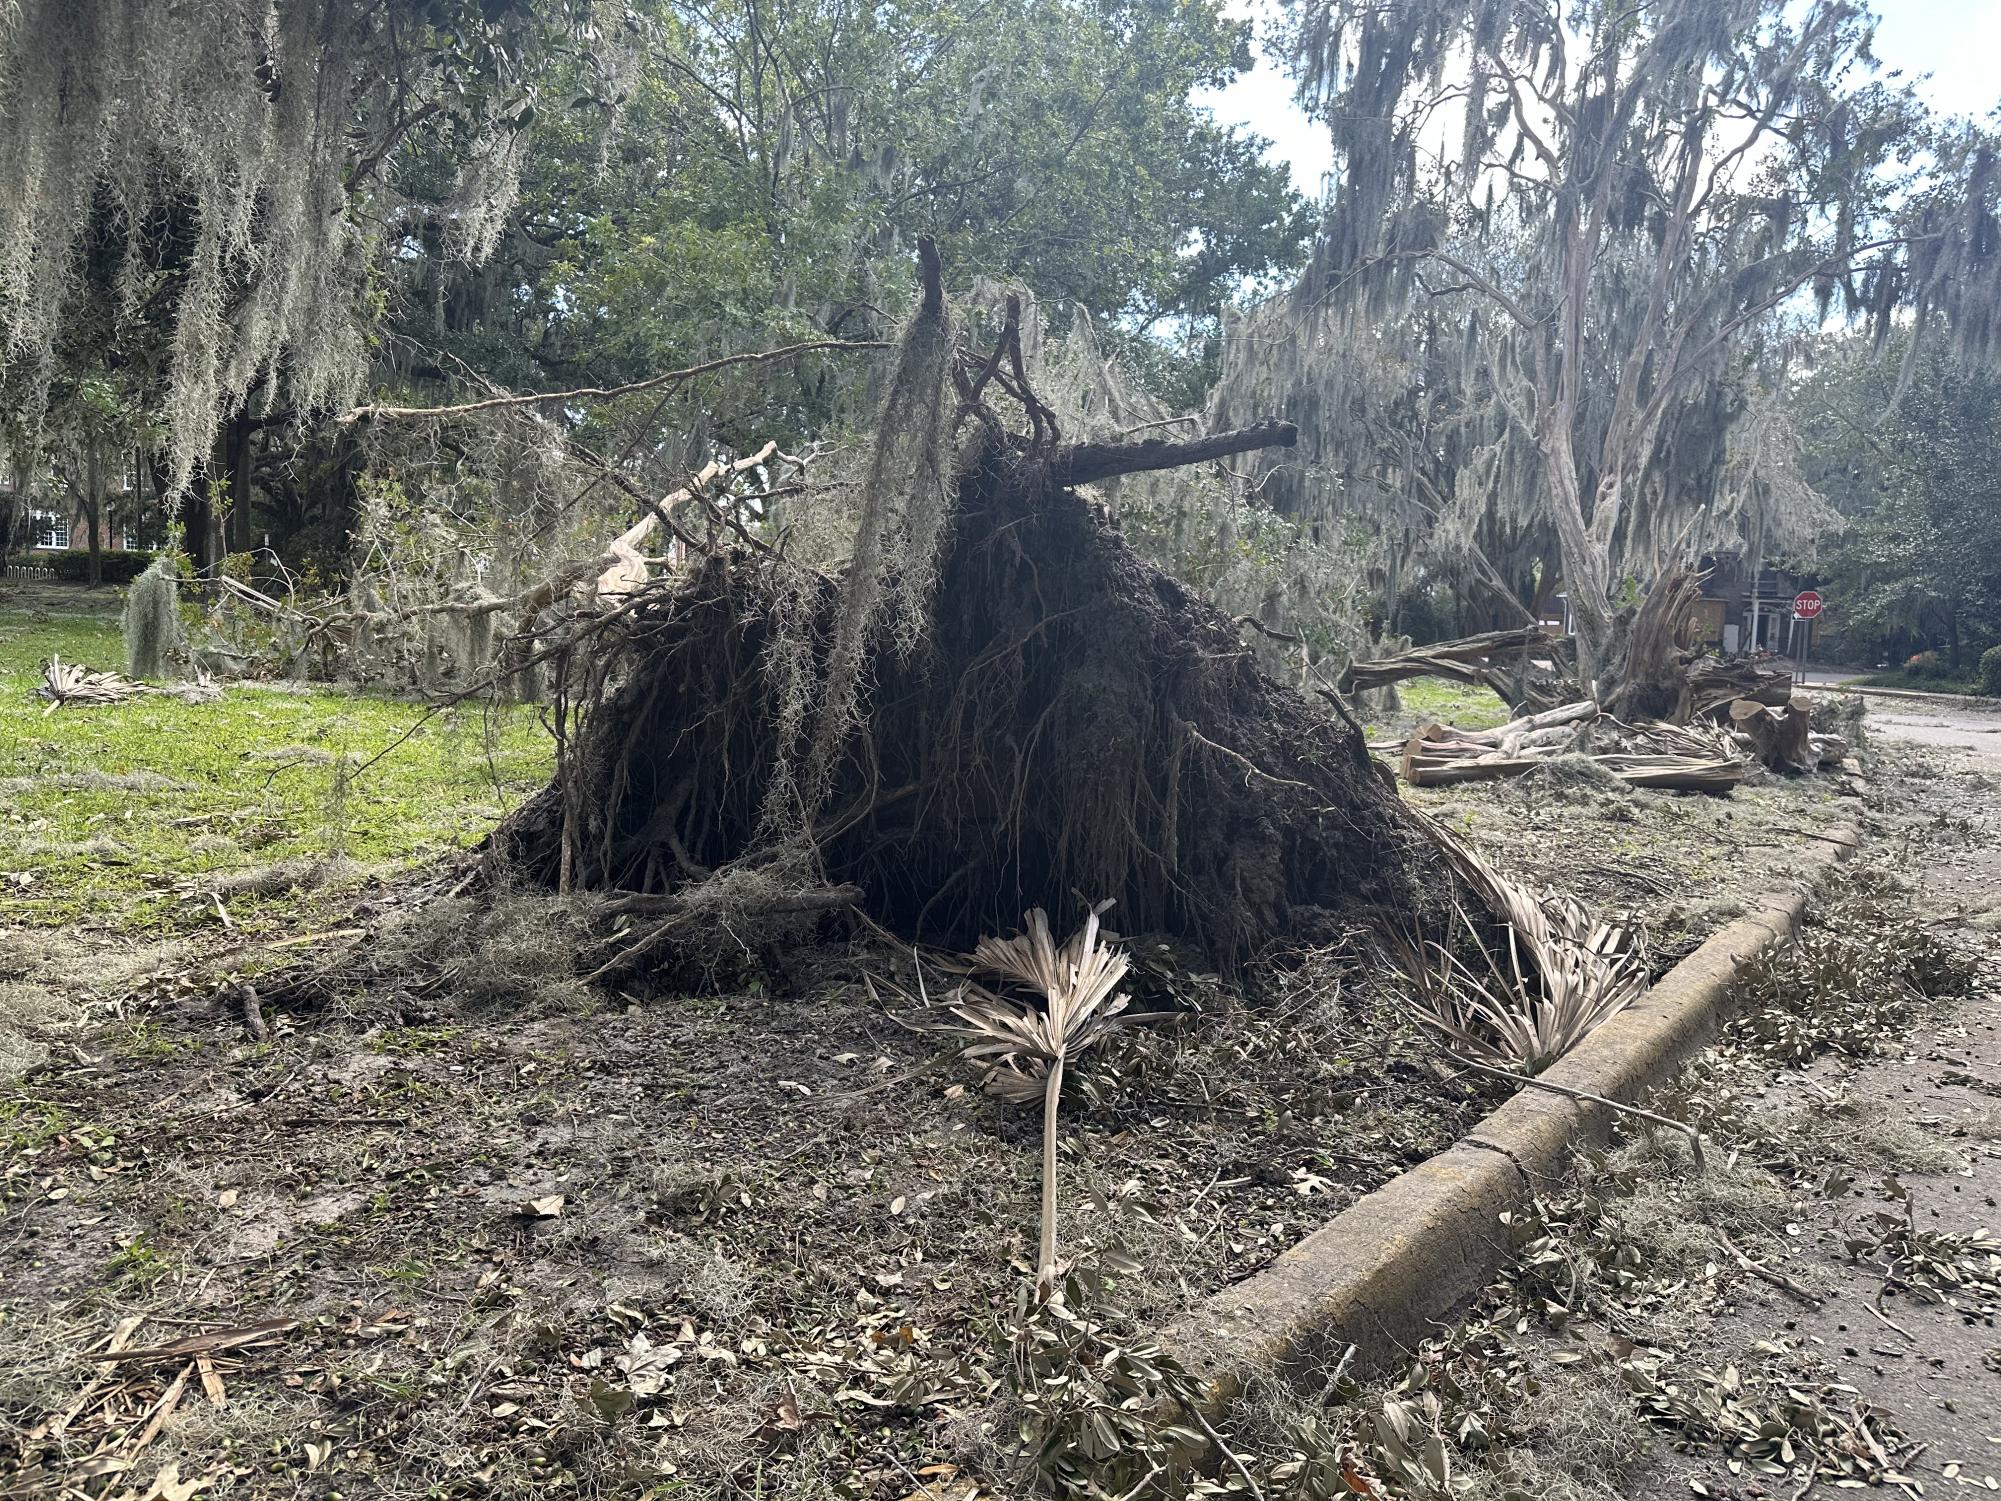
<box><xmin>1726</xmin><ymin>690</ymin><xmax>1847</xmax><ymax>773</ymax></box>
<box><xmin>1390</xmin><ymin>671</ymin><xmax>1853</xmax><ymax>790</ymax></box>
<box><xmin>1340</xmin><ymin>625</ymin><xmax>1575</xmax><ymax>710</ymax></box>
<box><xmin>11</xmin><ymin>1317</ymin><xmax>297</xmax><ymax>1495</ymax></box>
<box><xmin>1394</xmin><ymin>699</ymin><xmax>1747</xmax><ymax>791</ymax></box>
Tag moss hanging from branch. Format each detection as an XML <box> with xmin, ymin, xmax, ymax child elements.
<box><xmin>0</xmin><ymin>0</ymin><xmax>602</xmax><ymax>493</ymax></box>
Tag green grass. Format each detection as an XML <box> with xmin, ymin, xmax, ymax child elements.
<box><xmin>1363</xmin><ymin>675</ymin><xmax>1513</xmax><ymax>737</ymax></box>
<box><xmin>0</xmin><ymin>584</ymin><xmax>553</xmax><ymax>933</ymax></box>
<box><xmin>1852</xmin><ymin>669</ymin><xmax>1991</xmax><ymax>696</ymax></box>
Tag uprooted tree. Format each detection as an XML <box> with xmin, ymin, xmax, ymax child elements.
<box><xmin>493</xmin><ymin>246</ymin><xmax>1440</xmax><ymax>971</ymax></box>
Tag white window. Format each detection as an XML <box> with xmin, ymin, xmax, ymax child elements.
<box><xmin>31</xmin><ymin>510</ymin><xmax>68</xmax><ymax>549</ymax></box>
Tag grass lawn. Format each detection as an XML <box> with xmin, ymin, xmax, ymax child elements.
<box><xmin>0</xmin><ymin>581</ymin><xmax>552</xmax><ymax>934</ymax></box>
<box><xmin>1852</xmin><ymin>669</ymin><xmax>1993</xmax><ymax>696</ymax></box>
<box><xmin>1362</xmin><ymin>674</ymin><xmax>1513</xmax><ymax>738</ymax></box>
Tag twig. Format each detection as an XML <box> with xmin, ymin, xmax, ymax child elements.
<box><xmin>1112</xmin><ymin>1458</ymin><xmax>1168</xmax><ymax>1501</ymax></box>
<box><xmin>1180</xmin><ymin>1399</ymin><xmax>1265</xmax><ymax>1501</ymax></box>
<box><xmin>1718</xmin><ymin>1229</ymin><xmax>1820</xmax><ymax>1305</ymax></box>
<box><xmin>1313</xmin><ymin>1342</ymin><xmax>1360</xmax><ymax>1405</ymax></box>
<box><xmin>338</xmin><ymin>339</ymin><xmax>889</xmax><ymax>423</ymax></box>
<box><xmin>1864</xmin><ymin>1300</ymin><xmax>1913</xmax><ymax>1341</ymax></box>
<box><xmin>1447</xmin><ymin>1054</ymin><xmax>1709</xmax><ymax>1169</ymax></box>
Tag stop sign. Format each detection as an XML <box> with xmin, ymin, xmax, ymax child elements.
<box><xmin>1792</xmin><ymin>590</ymin><xmax>1824</xmax><ymax>621</ymax></box>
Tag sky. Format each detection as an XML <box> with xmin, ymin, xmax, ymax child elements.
<box><xmin>1202</xmin><ymin>0</ymin><xmax>2001</xmax><ymax>199</ymax></box>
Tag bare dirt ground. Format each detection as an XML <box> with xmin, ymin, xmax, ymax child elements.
<box><xmin>0</xmin><ymin>671</ymin><xmax>1944</xmax><ymax>1500</ymax></box>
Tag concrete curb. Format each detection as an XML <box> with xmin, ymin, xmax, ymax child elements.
<box><xmin>1172</xmin><ymin>823</ymin><xmax>1861</xmax><ymax>1401</ymax></box>
<box><xmin>1826</xmin><ymin>683</ymin><xmax>2000</xmax><ymax>709</ymax></box>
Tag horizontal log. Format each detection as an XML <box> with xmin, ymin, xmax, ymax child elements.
<box><xmin>1340</xmin><ymin>625</ymin><xmax>1558</xmax><ymax>695</ymax></box>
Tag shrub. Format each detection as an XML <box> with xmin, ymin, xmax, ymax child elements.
<box><xmin>1981</xmin><ymin>644</ymin><xmax>2001</xmax><ymax>697</ymax></box>
<box><xmin>1904</xmin><ymin>649</ymin><xmax>1944</xmax><ymax>679</ymax></box>
<box><xmin>34</xmin><ymin>548</ymin><xmax>158</xmax><ymax>584</ymax></box>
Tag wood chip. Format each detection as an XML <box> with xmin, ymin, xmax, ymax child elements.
<box><xmin>195</xmin><ymin>1352</ymin><xmax>227</xmax><ymax>1408</ymax></box>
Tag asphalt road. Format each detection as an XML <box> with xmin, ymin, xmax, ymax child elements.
<box><xmin>1865</xmin><ymin>697</ymin><xmax>2001</xmax><ymax>768</ymax></box>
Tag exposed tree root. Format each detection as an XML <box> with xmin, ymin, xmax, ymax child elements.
<box><xmin>496</xmin><ymin>435</ymin><xmax>1439</xmax><ymax>968</ymax></box>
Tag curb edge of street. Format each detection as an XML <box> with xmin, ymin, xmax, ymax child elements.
<box><xmin>1170</xmin><ymin>821</ymin><xmax>1863</xmax><ymax>1402</ymax></box>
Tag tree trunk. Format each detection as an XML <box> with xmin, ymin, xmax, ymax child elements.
<box><xmin>223</xmin><ymin>414</ymin><xmax>254</xmax><ymax>555</ymax></box>
<box><xmin>1538</xmin><ymin>432</ymin><xmax>1615</xmax><ymax>693</ymax></box>
<box><xmin>0</xmin><ymin>461</ymin><xmax>22</xmax><ymax>574</ymax></box>
<box><xmin>84</xmin><ymin>444</ymin><xmax>103</xmax><ymax>587</ymax></box>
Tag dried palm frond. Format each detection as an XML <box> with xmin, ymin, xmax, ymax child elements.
<box><xmin>34</xmin><ymin>656</ymin><xmax>219</xmax><ymax>714</ymax></box>
<box><xmin>1393</xmin><ymin>811</ymin><xmax>1647</xmax><ymax>1074</ymax></box>
<box><xmin>36</xmin><ymin>656</ymin><xmax>146</xmax><ymax>714</ymax></box>
<box><xmin>889</xmin><ymin>903</ymin><xmax>1158</xmax><ymax>1293</ymax></box>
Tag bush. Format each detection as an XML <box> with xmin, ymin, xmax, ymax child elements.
<box><xmin>1904</xmin><ymin>649</ymin><xmax>1945</xmax><ymax>679</ymax></box>
<box><xmin>34</xmin><ymin>548</ymin><xmax>158</xmax><ymax>584</ymax></box>
<box><xmin>1981</xmin><ymin>644</ymin><xmax>2001</xmax><ymax>697</ymax></box>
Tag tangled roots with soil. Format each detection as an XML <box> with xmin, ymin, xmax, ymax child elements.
<box><xmin>497</xmin><ymin>440</ymin><xmax>1435</xmax><ymax>967</ymax></box>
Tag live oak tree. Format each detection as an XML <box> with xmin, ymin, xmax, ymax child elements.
<box><xmin>0</xmin><ymin>0</ymin><xmax>603</xmax><ymax>504</ymax></box>
<box><xmin>1249</xmin><ymin>0</ymin><xmax>2000</xmax><ymax>697</ymax></box>
<box><xmin>1</xmin><ymin>0</ymin><xmax>1308</xmax><ymax>571</ymax></box>
<box><xmin>386</xmin><ymin>0</ymin><xmax>1310</xmax><ymax>444</ymax></box>
<box><xmin>1794</xmin><ymin>328</ymin><xmax>2001</xmax><ymax>669</ymax></box>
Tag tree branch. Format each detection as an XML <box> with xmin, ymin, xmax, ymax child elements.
<box><xmin>1049</xmin><ymin>420</ymin><xmax>1297</xmax><ymax>486</ymax></box>
<box><xmin>336</xmin><ymin>339</ymin><xmax>890</xmax><ymax>424</ymax></box>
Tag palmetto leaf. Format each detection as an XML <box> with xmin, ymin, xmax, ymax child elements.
<box><xmin>950</xmin><ymin>902</ymin><xmax>1135</xmax><ymax>1072</ymax></box>
<box><xmin>887</xmin><ymin>902</ymin><xmax>1147</xmax><ymax>1295</ymax></box>
<box><xmin>1395</xmin><ymin>811</ymin><xmax>1647</xmax><ymax>1074</ymax></box>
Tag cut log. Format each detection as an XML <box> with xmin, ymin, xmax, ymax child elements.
<box><xmin>1455</xmin><ymin>699</ymin><xmax>1599</xmax><ymax>747</ymax></box>
<box><xmin>1399</xmin><ymin>748</ymin><xmax>1744</xmax><ymax>791</ymax></box>
<box><xmin>1689</xmin><ymin>658</ymin><xmax>1795</xmax><ymax>720</ymax></box>
<box><xmin>1391</xmin><ymin>698</ymin><xmax>1749</xmax><ymax>792</ymax></box>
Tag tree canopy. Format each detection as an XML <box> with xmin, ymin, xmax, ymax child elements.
<box><xmin>1218</xmin><ymin>0</ymin><xmax>2000</xmax><ymax>692</ymax></box>
<box><xmin>1793</xmin><ymin>328</ymin><xmax>2001</xmax><ymax>669</ymax></box>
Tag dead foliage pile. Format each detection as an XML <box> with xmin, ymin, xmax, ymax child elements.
<box><xmin>34</xmin><ymin>656</ymin><xmax>220</xmax><ymax>712</ymax></box>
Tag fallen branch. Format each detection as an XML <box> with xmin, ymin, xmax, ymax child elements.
<box><xmin>97</xmin><ymin>1317</ymin><xmax>301</xmax><ymax>1364</ymax></box>
<box><xmin>337</xmin><ymin>340</ymin><xmax>889</xmax><ymax>424</ymax></box>
<box><xmin>1338</xmin><ymin>625</ymin><xmax>1555</xmax><ymax>696</ymax></box>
